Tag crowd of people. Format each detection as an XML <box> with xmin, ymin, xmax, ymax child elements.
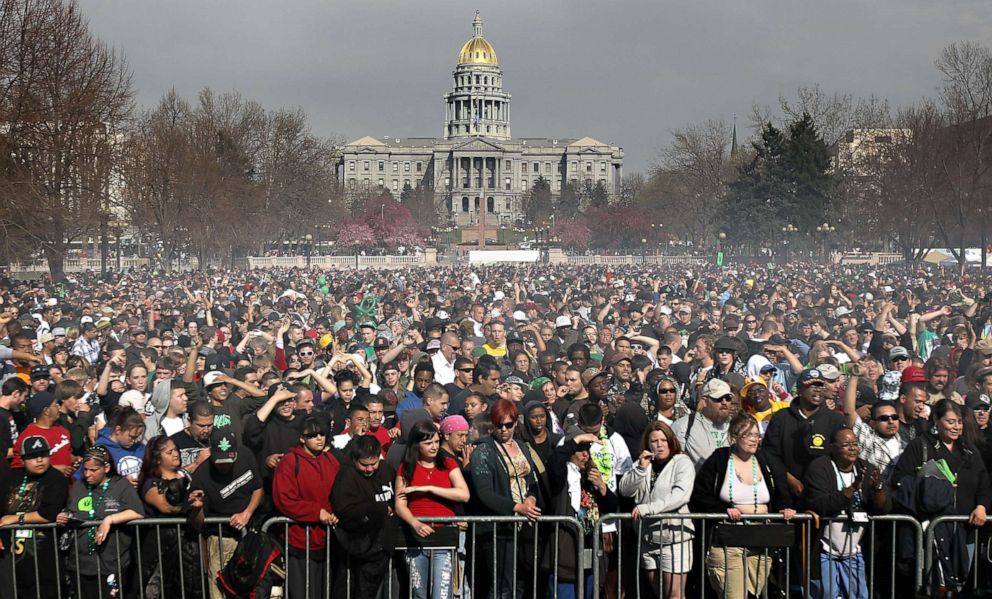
<box><xmin>0</xmin><ymin>261</ymin><xmax>991</xmax><ymax>599</ymax></box>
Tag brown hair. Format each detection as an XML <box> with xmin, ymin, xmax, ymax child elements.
<box><xmin>639</xmin><ymin>420</ymin><xmax>682</xmax><ymax>457</ymax></box>
<box><xmin>728</xmin><ymin>413</ymin><xmax>759</xmax><ymax>444</ymax></box>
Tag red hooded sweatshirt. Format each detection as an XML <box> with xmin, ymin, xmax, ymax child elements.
<box><xmin>272</xmin><ymin>445</ymin><xmax>340</xmax><ymax>549</ymax></box>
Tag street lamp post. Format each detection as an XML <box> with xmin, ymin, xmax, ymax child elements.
<box><xmin>815</xmin><ymin>223</ymin><xmax>835</xmax><ymax>263</ymax></box>
<box><xmin>304</xmin><ymin>234</ymin><xmax>313</xmax><ymax>268</ymax></box>
<box><xmin>781</xmin><ymin>224</ymin><xmax>798</xmax><ymax>263</ymax></box>
<box><xmin>641</xmin><ymin>238</ymin><xmax>647</xmax><ymax>263</ymax></box>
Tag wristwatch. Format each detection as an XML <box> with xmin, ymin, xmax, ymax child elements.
<box><xmin>17</xmin><ymin>513</ymin><xmax>25</xmax><ymax>525</ymax></box>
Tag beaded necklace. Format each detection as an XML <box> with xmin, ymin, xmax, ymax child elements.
<box><xmin>83</xmin><ymin>479</ymin><xmax>111</xmax><ymax>554</ymax></box>
<box><xmin>727</xmin><ymin>452</ymin><xmax>759</xmax><ymax>508</ymax></box>
<box><xmin>15</xmin><ymin>475</ymin><xmax>34</xmax><ymax>513</ymax></box>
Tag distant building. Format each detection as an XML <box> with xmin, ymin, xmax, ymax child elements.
<box><xmin>336</xmin><ymin>12</ymin><xmax>624</xmax><ymax>226</ymax></box>
<box><xmin>834</xmin><ymin>128</ymin><xmax>912</xmax><ymax>175</ymax></box>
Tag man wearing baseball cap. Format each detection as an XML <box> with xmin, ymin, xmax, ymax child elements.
<box><xmin>10</xmin><ymin>391</ymin><xmax>73</xmax><ymax>475</ymax></box>
<box><xmin>189</xmin><ymin>429</ymin><xmax>263</xmax><ymax>599</ymax></box>
<box><xmin>763</xmin><ymin>369</ymin><xmax>846</xmax><ymax>499</ymax></box>
<box><xmin>0</xmin><ymin>435</ymin><xmax>69</xmax><ymax>599</ymax></box>
<box><xmin>671</xmin><ymin>378</ymin><xmax>734</xmax><ymax>470</ymax></box>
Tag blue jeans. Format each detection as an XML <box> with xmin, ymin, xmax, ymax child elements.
<box><xmin>811</xmin><ymin>552</ymin><xmax>868</xmax><ymax>599</ymax></box>
<box><xmin>406</xmin><ymin>547</ymin><xmax>454</xmax><ymax>599</ymax></box>
<box><xmin>547</xmin><ymin>574</ymin><xmax>593</xmax><ymax>599</ymax></box>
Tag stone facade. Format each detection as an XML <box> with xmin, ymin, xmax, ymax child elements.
<box><xmin>336</xmin><ymin>12</ymin><xmax>624</xmax><ymax>226</ymax></box>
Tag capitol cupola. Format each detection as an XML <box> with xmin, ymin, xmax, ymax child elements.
<box><xmin>444</xmin><ymin>11</ymin><xmax>511</xmax><ymax>140</ymax></box>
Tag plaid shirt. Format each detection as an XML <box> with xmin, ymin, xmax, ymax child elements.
<box><xmin>71</xmin><ymin>337</ymin><xmax>100</xmax><ymax>364</ymax></box>
<box><xmin>852</xmin><ymin>418</ymin><xmax>906</xmax><ymax>480</ymax></box>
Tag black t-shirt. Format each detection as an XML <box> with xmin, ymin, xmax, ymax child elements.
<box><xmin>0</xmin><ymin>467</ymin><xmax>69</xmax><ymax>583</ymax></box>
<box><xmin>0</xmin><ymin>406</ymin><xmax>18</xmax><ymax>462</ymax></box>
<box><xmin>170</xmin><ymin>429</ymin><xmax>209</xmax><ymax>469</ymax></box>
<box><xmin>190</xmin><ymin>451</ymin><xmax>262</xmax><ymax>517</ymax></box>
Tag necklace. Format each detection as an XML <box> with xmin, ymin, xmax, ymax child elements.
<box><xmin>84</xmin><ymin>479</ymin><xmax>111</xmax><ymax>554</ymax></box>
<box><xmin>15</xmin><ymin>474</ymin><xmax>34</xmax><ymax>513</ymax></box>
<box><xmin>728</xmin><ymin>453</ymin><xmax>759</xmax><ymax>508</ymax></box>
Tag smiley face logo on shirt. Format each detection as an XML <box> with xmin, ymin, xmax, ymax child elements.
<box><xmin>811</xmin><ymin>434</ymin><xmax>825</xmax><ymax>449</ymax></box>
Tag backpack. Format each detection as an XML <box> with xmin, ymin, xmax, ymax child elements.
<box><xmin>216</xmin><ymin>529</ymin><xmax>284</xmax><ymax>598</ymax></box>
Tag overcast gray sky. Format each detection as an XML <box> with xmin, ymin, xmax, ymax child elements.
<box><xmin>79</xmin><ymin>0</ymin><xmax>992</xmax><ymax>173</ymax></box>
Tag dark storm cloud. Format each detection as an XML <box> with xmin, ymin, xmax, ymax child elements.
<box><xmin>79</xmin><ymin>0</ymin><xmax>992</xmax><ymax>172</ymax></box>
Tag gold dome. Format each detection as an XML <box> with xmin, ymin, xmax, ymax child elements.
<box><xmin>457</xmin><ymin>12</ymin><xmax>497</xmax><ymax>66</ymax></box>
<box><xmin>458</xmin><ymin>37</ymin><xmax>498</xmax><ymax>65</ymax></box>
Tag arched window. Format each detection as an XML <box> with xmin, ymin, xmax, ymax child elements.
<box><xmin>462</xmin><ymin>197</ymin><xmax>469</xmax><ymax>212</ymax></box>
<box><xmin>487</xmin><ymin>197</ymin><xmax>495</xmax><ymax>213</ymax></box>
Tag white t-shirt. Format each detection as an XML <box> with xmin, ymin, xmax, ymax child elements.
<box><xmin>822</xmin><ymin>466</ymin><xmax>866</xmax><ymax>556</ymax></box>
<box><xmin>160</xmin><ymin>416</ymin><xmax>186</xmax><ymax>438</ymax></box>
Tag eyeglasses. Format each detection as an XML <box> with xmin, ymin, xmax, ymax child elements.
<box><xmin>974</xmin><ymin>406</ymin><xmax>991</xmax><ymax>413</ymax></box>
<box><xmin>298</xmin><ymin>351</ymin><xmax>314</xmax><ymax>357</ymax></box>
<box><xmin>303</xmin><ymin>432</ymin><xmax>326</xmax><ymax>439</ymax></box>
<box><xmin>892</xmin><ymin>356</ymin><xmax>909</xmax><ymax>363</ymax></box>
<box><xmin>710</xmin><ymin>395</ymin><xmax>734</xmax><ymax>403</ymax></box>
<box><xmin>447</xmin><ymin>344</ymin><xmax>462</xmax><ymax>350</ymax></box>
<box><xmin>658</xmin><ymin>387</ymin><xmax>677</xmax><ymax>394</ymax></box>
<box><xmin>495</xmin><ymin>421</ymin><xmax>515</xmax><ymax>430</ymax></box>
<box><xmin>874</xmin><ymin>414</ymin><xmax>900</xmax><ymax>422</ymax></box>
<box><xmin>745</xmin><ymin>320</ymin><xmax>757</xmax><ymax>324</ymax></box>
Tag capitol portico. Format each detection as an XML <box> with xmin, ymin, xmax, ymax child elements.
<box><xmin>337</xmin><ymin>12</ymin><xmax>624</xmax><ymax>227</ymax></box>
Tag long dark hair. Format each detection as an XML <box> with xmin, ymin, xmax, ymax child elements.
<box><xmin>400</xmin><ymin>420</ymin><xmax>447</xmax><ymax>484</ymax></box>
<box><xmin>930</xmin><ymin>399</ymin><xmax>976</xmax><ymax>447</ymax></box>
<box><xmin>137</xmin><ymin>435</ymin><xmax>172</xmax><ymax>490</ymax></box>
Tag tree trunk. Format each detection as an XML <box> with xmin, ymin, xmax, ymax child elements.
<box><xmin>45</xmin><ymin>245</ymin><xmax>66</xmax><ymax>282</ymax></box>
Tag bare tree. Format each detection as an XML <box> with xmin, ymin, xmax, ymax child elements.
<box><xmin>644</xmin><ymin>119</ymin><xmax>741</xmax><ymax>247</ymax></box>
<box><xmin>0</xmin><ymin>0</ymin><xmax>134</xmax><ymax>278</ymax></box>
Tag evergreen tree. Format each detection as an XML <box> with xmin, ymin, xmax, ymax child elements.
<box><xmin>781</xmin><ymin>113</ymin><xmax>834</xmax><ymax>231</ymax></box>
<box><xmin>558</xmin><ymin>181</ymin><xmax>581</xmax><ymax>217</ymax></box>
<box><xmin>589</xmin><ymin>180</ymin><xmax>609</xmax><ymax>209</ymax></box>
<box><xmin>523</xmin><ymin>176</ymin><xmax>553</xmax><ymax>223</ymax></box>
<box><xmin>723</xmin><ymin>113</ymin><xmax>834</xmax><ymax>244</ymax></box>
<box><xmin>723</xmin><ymin>123</ymin><xmax>789</xmax><ymax>242</ymax></box>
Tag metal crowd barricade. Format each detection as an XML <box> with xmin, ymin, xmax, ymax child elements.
<box><xmin>261</xmin><ymin>514</ymin><xmax>585</xmax><ymax>599</ymax></box>
<box><xmin>591</xmin><ymin>512</ymin><xmax>923</xmax><ymax>599</ymax></box>
<box><xmin>592</xmin><ymin>512</ymin><xmax>814</xmax><ymax>599</ymax></box>
<box><xmin>1</xmin><ymin>516</ymin><xmax>234</xmax><ymax>599</ymax></box>
<box><xmin>923</xmin><ymin>514</ymin><xmax>984</xmax><ymax>594</ymax></box>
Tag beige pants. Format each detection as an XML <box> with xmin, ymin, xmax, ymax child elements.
<box><xmin>705</xmin><ymin>546</ymin><xmax>771</xmax><ymax>599</ymax></box>
<box><xmin>204</xmin><ymin>535</ymin><xmax>239</xmax><ymax>599</ymax></box>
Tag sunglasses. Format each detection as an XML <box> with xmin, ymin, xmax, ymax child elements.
<box><xmin>303</xmin><ymin>432</ymin><xmax>326</xmax><ymax>439</ymax></box>
<box><xmin>447</xmin><ymin>344</ymin><xmax>462</xmax><ymax>350</ymax></box>
<box><xmin>710</xmin><ymin>395</ymin><xmax>734</xmax><ymax>403</ymax></box>
<box><xmin>892</xmin><ymin>356</ymin><xmax>909</xmax><ymax>362</ymax></box>
<box><xmin>973</xmin><ymin>406</ymin><xmax>991</xmax><ymax>413</ymax></box>
<box><xmin>658</xmin><ymin>387</ymin><xmax>677</xmax><ymax>394</ymax></box>
<box><xmin>873</xmin><ymin>414</ymin><xmax>900</xmax><ymax>422</ymax></box>
<box><xmin>298</xmin><ymin>351</ymin><xmax>315</xmax><ymax>357</ymax></box>
<box><xmin>495</xmin><ymin>421</ymin><xmax>515</xmax><ymax>430</ymax></box>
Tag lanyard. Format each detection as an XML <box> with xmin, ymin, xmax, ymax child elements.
<box><xmin>831</xmin><ymin>460</ymin><xmax>863</xmax><ymax>510</ymax></box>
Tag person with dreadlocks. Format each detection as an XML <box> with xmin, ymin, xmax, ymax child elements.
<box><xmin>58</xmin><ymin>445</ymin><xmax>145</xmax><ymax>599</ymax></box>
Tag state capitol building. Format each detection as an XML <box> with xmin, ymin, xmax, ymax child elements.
<box><xmin>337</xmin><ymin>12</ymin><xmax>624</xmax><ymax>226</ymax></box>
